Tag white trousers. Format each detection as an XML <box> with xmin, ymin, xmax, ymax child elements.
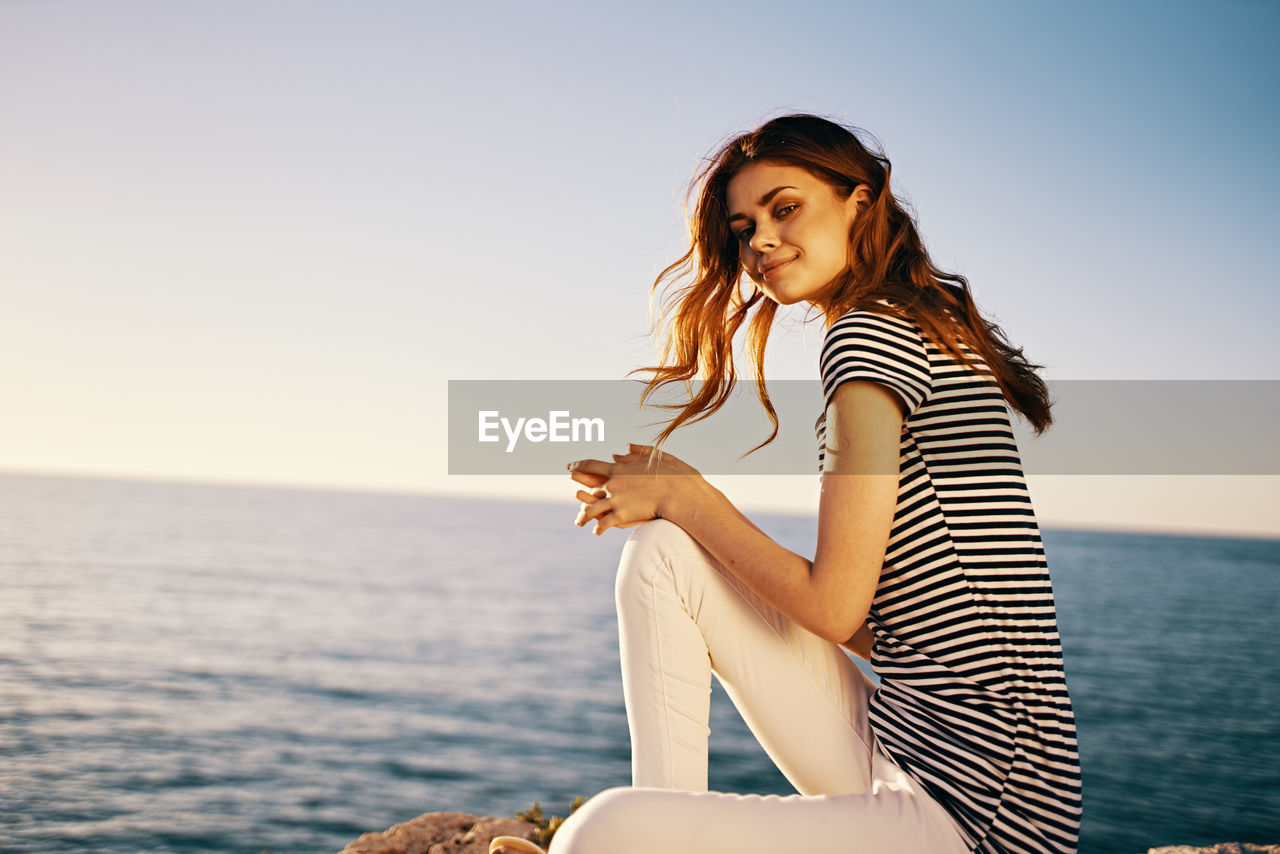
<box><xmin>550</xmin><ymin>519</ymin><xmax>970</xmax><ymax>854</ymax></box>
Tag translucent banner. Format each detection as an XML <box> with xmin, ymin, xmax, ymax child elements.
<box><xmin>447</xmin><ymin>380</ymin><xmax>1279</xmax><ymax>475</ymax></box>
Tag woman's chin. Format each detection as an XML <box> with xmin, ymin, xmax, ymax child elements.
<box><xmin>763</xmin><ymin>284</ymin><xmax>830</xmax><ymax>309</ymax></box>
<box><xmin>760</xmin><ymin>283</ymin><xmax>804</xmax><ymax>306</ymax></box>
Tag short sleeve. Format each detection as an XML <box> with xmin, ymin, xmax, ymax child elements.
<box><xmin>820</xmin><ymin>309</ymin><xmax>932</xmax><ymax>417</ymax></box>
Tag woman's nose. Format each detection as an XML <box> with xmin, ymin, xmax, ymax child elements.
<box><xmin>749</xmin><ymin>225</ymin><xmax>778</xmax><ymax>254</ymax></box>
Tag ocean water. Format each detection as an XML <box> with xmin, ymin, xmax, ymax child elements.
<box><xmin>0</xmin><ymin>474</ymin><xmax>1277</xmax><ymax>854</ymax></box>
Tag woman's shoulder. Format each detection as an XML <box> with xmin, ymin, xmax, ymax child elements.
<box><xmin>823</xmin><ymin>301</ymin><xmax>925</xmax><ymax>349</ymax></box>
<box><xmin>819</xmin><ymin>301</ymin><xmax>932</xmax><ymax>413</ymax></box>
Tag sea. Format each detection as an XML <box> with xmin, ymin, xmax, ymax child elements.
<box><xmin>1</xmin><ymin>473</ymin><xmax>1277</xmax><ymax>854</ymax></box>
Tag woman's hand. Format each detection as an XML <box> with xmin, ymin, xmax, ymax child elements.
<box><xmin>568</xmin><ymin>442</ymin><xmax>703</xmax><ymax>535</ymax></box>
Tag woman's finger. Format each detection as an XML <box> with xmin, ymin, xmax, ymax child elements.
<box><xmin>577</xmin><ymin>497</ymin><xmax>613</xmax><ymax>527</ymax></box>
<box><xmin>569</xmin><ymin>461</ymin><xmax>611</xmax><ymax>489</ymax></box>
<box><xmin>569</xmin><ymin>470</ymin><xmax>608</xmax><ymax>489</ymax></box>
<box><xmin>573</xmin><ymin>489</ymin><xmax>607</xmax><ymax>525</ymax></box>
<box><xmin>568</xmin><ymin>459</ymin><xmax>611</xmax><ymax>476</ymax></box>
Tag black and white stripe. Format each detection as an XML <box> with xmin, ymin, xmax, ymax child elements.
<box><xmin>816</xmin><ymin>309</ymin><xmax>1082</xmax><ymax>854</ymax></box>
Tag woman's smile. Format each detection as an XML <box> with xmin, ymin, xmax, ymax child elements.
<box><xmin>760</xmin><ymin>256</ymin><xmax>796</xmax><ymax>278</ymax></box>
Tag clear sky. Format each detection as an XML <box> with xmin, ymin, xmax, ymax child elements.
<box><xmin>2</xmin><ymin>0</ymin><xmax>1277</xmax><ymax>536</ymax></box>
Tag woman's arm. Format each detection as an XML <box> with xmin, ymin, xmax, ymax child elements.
<box><xmin>572</xmin><ymin>380</ymin><xmax>904</xmax><ymax>647</ymax></box>
<box><xmin>841</xmin><ymin>621</ymin><xmax>875</xmax><ymax>660</ymax></box>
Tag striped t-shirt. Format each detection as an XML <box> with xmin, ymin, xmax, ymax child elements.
<box><xmin>815</xmin><ymin>308</ymin><xmax>1083</xmax><ymax>854</ymax></box>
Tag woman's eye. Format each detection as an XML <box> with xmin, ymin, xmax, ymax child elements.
<box><xmin>735</xmin><ymin>226</ymin><xmax>754</xmax><ymax>241</ymax></box>
<box><xmin>775</xmin><ymin>203</ymin><xmax>798</xmax><ymax>219</ymax></box>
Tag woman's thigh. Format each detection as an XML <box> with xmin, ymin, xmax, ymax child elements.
<box><xmin>616</xmin><ymin>519</ymin><xmax>878</xmax><ymax>795</ymax></box>
<box><xmin>549</xmin><ymin>749</ymin><xmax>969</xmax><ymax>854</ymax></box>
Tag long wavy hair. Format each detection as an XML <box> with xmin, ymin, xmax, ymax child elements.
<box><xmin>630</xmin><ymin>113</ymin><xmax>1053</xmax><ymax>461</ymax></box>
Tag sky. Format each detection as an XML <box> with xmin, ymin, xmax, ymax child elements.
<box><xmin>1</xmin><ymin>0</ymin><xmax>1277</xmax><ymax>536</ymax></box>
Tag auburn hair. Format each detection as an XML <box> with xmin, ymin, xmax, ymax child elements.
<box><xmin>630</xmin><ymin>113</ymin><xmax>1052</xmax><ymax>460</ymax></box>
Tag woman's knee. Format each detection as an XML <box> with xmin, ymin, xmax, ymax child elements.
<box><xmin>615</xmin><ymin>518</ymin><xmax>700</xmax><ymax>604</ymax></box>
<box><xmin>547</xmin><ymin>787</ymin><xmax>649</xmax><ymax>854</ymax></box>
<box><xmin>622</xmin><ymin>517</ymin><xmax>690</xmax><ymax>554</ymax></box>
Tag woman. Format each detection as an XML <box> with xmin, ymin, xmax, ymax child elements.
<box><xmin>492</xmin><ymin>114</ymin><xmax>1082</xmax><ymax>854</ymax></box>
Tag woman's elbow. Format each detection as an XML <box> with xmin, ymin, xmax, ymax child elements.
<box><xmin>808</xmin><ymin>552</ymin><xmax>881</xmax><ymax>646</ymax></box>
<box><xmin>806</xmin><ymin>568</ymin><xmax>875</xmax><ymax>645</ymax></box>
<box><xmin>812</xmin><ymin>605</ymin><xmax>869</xmax><ymax>646</ymax></box>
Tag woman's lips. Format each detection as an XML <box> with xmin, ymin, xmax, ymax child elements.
<box><xmin>762</xmin><ymin>257</ymin><xmax>795</xmax><ymax>278</ymax></box>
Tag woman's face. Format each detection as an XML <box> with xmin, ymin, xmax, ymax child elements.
<box><xmin>726</xmin><ymin>162</ymin><xmax>865</xmax><ymax>309</ymax></box>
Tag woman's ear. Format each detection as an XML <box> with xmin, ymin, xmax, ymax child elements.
<box><xmin>851</xmin><ymin>183</ymin><xmax>873</xmax><ymax>211</ymax></box>
<box><xmin>844</xmin><ymin>183</ymin><xmax>873</xmax><ymax>224</ymax></box>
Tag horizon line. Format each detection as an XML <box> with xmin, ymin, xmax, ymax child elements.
<box><xmin>2</xmin><ymin>465</ymin><xmax>1277</xmax><ymax>543</ymax></box>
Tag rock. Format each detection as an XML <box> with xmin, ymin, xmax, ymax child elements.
<box><xmin>1147</xmin><ymin>846</ymin><xmax>1280</xmax><ymax>854</ymax></box>
<box><xmin>341</xmin><ymin>813</ymin><xmax>1280</xmax><ymax>854</ymax></box>
<box><xmin>339</xmin><ymin>811</ymin><xmax>540</xmax><ymax>854</ymax></box>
